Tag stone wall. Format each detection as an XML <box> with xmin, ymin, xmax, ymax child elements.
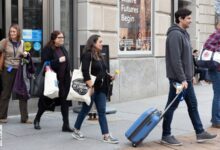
<box><xmin>194</xmin><ymin>0</ymin><xmax>215</xmax><ymax>49</ymax></box>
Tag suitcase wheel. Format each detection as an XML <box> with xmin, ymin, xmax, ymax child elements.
<box><xmin>132</xmin><ymin>143</ymin><xmax>137</xmax><ymax>147</ymax></box>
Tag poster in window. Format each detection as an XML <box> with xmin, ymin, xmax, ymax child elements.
<box><xmin>119</xmin><ymin>0</ymin><xmax>152</xmax><ymax>53</ymax></box>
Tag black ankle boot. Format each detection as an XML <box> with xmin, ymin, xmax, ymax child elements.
<box><xmin>34</xmin><ymin>119</ymin><xmax>41</xmax><ymax>130</ymax></box>
<box><xmin>62</xmin><ymin>124</ymin><xmax>73</xmax><ymax>132</ymax></box>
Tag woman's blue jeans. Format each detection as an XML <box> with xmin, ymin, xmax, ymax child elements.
<box><xmin>74</xmin><ymin>91</ymin><xmax>109</xmax><ymax>134</ymax></box>
<box><xmin>162</xmin><ymin>80</ymin><xmax>204</xmax><ymax>136</ymax></box>
<box><xmin>209</xmin><ymin>70</ymin><xmax>220</xmax><ymax>125</ymax></box>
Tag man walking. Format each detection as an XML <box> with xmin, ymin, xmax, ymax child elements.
<box><xmin>161</xmin><ymin>8</ymin><xmax>217</xmax><ymax>146</ymax></box>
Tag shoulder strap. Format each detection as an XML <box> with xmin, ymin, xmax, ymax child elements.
<box><xmin>89</xmin><ymin>54</ymin><xmax>93</xmax><ymax>74</ymax></box>
<box><xmin>3</xmin><ymin>38</ymin><xmax>7</xmax><ymax>50</ymax></box>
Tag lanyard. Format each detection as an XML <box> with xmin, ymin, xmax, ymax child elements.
<box><xmin>12</xmin><ymin>43</ymin><xmax>19</xmax><ymax>57</ymax></box>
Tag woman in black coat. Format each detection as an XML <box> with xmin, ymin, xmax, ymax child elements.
<box><xmin>71</xmin><ymin>34</ymin><xmax>119</xmax><ymax>144</ymax></box>
<box><xmin>33</xmin><ymin>31</ymin><xmax>73</xmax><ymax>132</ymax></box>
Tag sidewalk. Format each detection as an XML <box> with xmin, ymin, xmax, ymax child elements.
<box><xmin>0</xmin><ymin>84</ymin><xmax>219</xmax><ymax>150</ymax></box>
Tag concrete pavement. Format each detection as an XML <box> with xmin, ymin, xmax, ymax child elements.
<box><xmin>0</xmin><ymin>84</ymin><xmax>219</xmax><ymax>150</ymax></box>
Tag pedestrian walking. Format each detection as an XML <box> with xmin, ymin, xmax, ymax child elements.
<box><xmin>71</xmin><ymin>34</ymin><xmax>119</xmax><ymax>144</ymax></box>
<box><xmin>203</xmin><ymin>22</ymin><xmax>220</xmax><ymax>128</ymax></box>
<box><xmin>33</xmin><ymin>31</ymin><xmax>73</xmax><ymax>132</ymax></box>
<box><xmin>161</xmin><ymin>8</ymin><xmax>217</xmax><ymax>146</ymax></box>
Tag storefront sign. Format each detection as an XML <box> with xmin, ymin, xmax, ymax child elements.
<box><xmin>23</xmin><ymin>29</ymin><xmax>42</xmax><ymax>42</ymax></box>
<box><xmin>24</xmin><ymin>42</ymin><xmax>32</xmax><ymax>52</ymax></box>
<box><xmin>33</xmin><ymin>42</ymin><xmax>41</xmax><ymax>51</ymax></box>
<box><xmin>120</xmin><ymin>0</ymin><xmax>140</xmax><ymax>28</ymax></box>
<box><xmin>119</xmin><ymin>0</ymin><xmax>152</xmax><ymax>53</ymax></box>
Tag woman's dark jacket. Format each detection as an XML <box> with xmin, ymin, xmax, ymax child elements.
<box><xmin>41</xmin><ymin>46</ymin><xmax>71</xmax><ymax>96</ymax></box>
<box><xmin>81</xmin><ymin>51</ymin><xmax>110</xmax><ymax>95</ymax></box>
<box><xmin>39</xmin><ymin>45</ymin><xmax>71</xmax><ymax>110</ymax></box>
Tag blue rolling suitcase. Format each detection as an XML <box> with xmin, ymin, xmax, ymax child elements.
<box><xmin>125</xmin><ymin>91</ymin><xmax>182</xmax><ymax>147</ymax></box>
<box><xmin>125</xmin><ymin>108</ymin><xmax>161</xmax><ymax>147</ymax></box>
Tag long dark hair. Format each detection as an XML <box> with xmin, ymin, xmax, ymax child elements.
<box><xmin>83</xmin><ymin>34</ymin><xmax>102</xmax><ymax>60</ymax></box>
<box><xmin>8</xmin><ymin>24</ymin><xmax>22</xmax><ymax>42</ymax></box>
<box><xmin>45</xmin><ymin>30</ymin><xmax>64</xmax><ymax>49</ymax></box>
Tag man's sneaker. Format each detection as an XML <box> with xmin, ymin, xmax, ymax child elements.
<box><xmin>196</xmin><ymin>131</ymin><xmax>217</xmax><ymax>143</ymax></box>
<box><xmin>161</xmin><ymin>135</ymin><xmax>182</xmax><ymax>146</ymax></box>
<box><xmin>71</xmin><ymin>128</ymin><xmax>85</xmax><ymax>140</ymax></box>
<box><xmin>103</xmin><ymin>135</ymin><xmax>119</xmax><ymax>144</ymax></box>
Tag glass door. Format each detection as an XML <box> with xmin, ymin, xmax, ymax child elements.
<box><xmin>0</xmin><ymin>0</ymin><xmax>5</xmax><ymax>40</ymax></box>
<box><xmin>3</xmin><ymin>0</ymin><xmax>74</xmax><ymax>66</ymax></box>
<box><xmin>4</xmin><ymin>0</ymin><xmax>48</xmax><ymax>61</ymax></box>
<box><xmin>4</xmin><ymin>0</ymin><xmax>49</xmax><ymax>97</ymax></box>
<box><xmin>22</xmin><ymin>0</ymin><xmax>43</xmax><ymax>60</ymax></box>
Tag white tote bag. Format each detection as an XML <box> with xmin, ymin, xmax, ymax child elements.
<box><xmin>43</xmin><ymin>66</ymin><xmax>59</xmax><ymax>99</ymax></box>
<box><xmin>67</xmin><ymin>62</ymin><xmax>96</xmax><ymax>105</ymax></box>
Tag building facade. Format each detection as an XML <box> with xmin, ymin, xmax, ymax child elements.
<box><xmin>0</xmin><ymin>0</ymin><xmax>216</xmax><ymax>103</ymax></box>
<box><xmin>77</xmin><ymin>0</ymin><xmax>216</xmax><ymax>103</ymax></box>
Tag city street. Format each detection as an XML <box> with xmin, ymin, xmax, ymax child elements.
<box><xmin>0</xmin><ymin>84</ymin><xmax>219</xmax><ymax>150</ymax></box>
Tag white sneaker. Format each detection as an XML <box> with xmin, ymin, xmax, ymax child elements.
<box><xmin>72</xmin><ymin>128</ymin><xmax>85</xmax><ymax>140</ymax></box>
<box><xmin>103</xmin><ymin>134</ymin><xmax>119</xmax><ymax>144</ymax></box>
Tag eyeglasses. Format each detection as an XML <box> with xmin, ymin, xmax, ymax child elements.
<box><xmin>57</xmin><ymin>36</ymin><xmax>65</xmax><ymax>39</ymax></box>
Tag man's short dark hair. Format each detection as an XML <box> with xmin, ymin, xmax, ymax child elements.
<box><xmin>175</xmin><ymin>8</ymin><xmax>192</xmax><ymax>24</ymax></box>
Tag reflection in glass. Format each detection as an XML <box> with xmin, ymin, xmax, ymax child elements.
<box><xmin>23</xmin><ymin>0</ymin><xmax>42</xmax><ymax>29</ymax></box>
<box><xmin>11</xmin><ymin>0</ymin><xmax>18</xmax><ymax>24</ymax></box>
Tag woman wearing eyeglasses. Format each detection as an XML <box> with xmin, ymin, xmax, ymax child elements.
<box><xmin>33</xmin><ymin>31</ymin><xmax>73</xmax><ymax>132</ymax></box>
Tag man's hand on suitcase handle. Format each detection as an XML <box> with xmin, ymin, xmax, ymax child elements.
<box><xmin>174</xmin><ymin>82</ymin><xmax>186</xmax><ymax>94</ymax></box>
<box><xmin>181</xmin><ymin>80</ymin><xmax>188</xmax><ymax>89</ymax></box>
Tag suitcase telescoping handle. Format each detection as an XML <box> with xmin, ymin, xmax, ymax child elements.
<box><xmin>160</xmin><ymin>88</ymin><xmax>184</xmax><ymax>120</ymax></box>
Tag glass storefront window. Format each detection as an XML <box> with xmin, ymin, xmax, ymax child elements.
<box><xmin>60</xmin><ymin>0</ymin><xmax>72</xmax><ymax>52</ymax></box>
<box><xmin>11</xmin><ymin>0</ymin><xmax>18</xmax><ymax>24</ymax></box>
<box><xmin>0</xmin><ymin>0</ymin><xmax>4</xmax><ymax>40</ymax></box>
<box><xmin>119</xmin><ymin>0</ymin><xmax>152</xmax><ymax>54</ymax></box>
<box><xmin>23</xmin><ymin>0</ymin><xmax>43</xmax><ymax>58</ymax></box>
<box><xmin>23</xmin><ymin>0</ymin><xmax>42</xmax><ymax>29</ymax></box>
<box><xmin>178</xmin><ymin>0</ymin><xmax>191</xmax><ymax>9</ymax></box>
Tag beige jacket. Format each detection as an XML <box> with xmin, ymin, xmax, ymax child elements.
<box><xmin>0</xmin><ymin>38</ymin><xmax>25</xmax><ymax>69</ymax></box>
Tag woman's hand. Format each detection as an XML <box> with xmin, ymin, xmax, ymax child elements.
<box><xmin>86</xmin><ymin>80</ymin><xmax>93</xmax><ymax>88</ymax></box>
<box><xmin>86</xmin><ymin>80</ymin><xmax>94</xmax><ymax>96</ymax></box>
<box><xmin>108</xmin><ymin>70</ymin><xmax>120</xmax><ymax>81</ymax></box>
<box><xmin>59</xmin><ymin>56</ymin><xmax>66</xmax><ymax>62</ymax></box>
<box><xmin>107</xmin><ymin>73</ymin><xmax>116</xmax><ymax>81</ymax></box>
<box><xmin>110</xmin><ymin>74</ymin><xmax>116</xmax><ymax>81</ymax></box>
<box><xmin>23</xmin><ymin>51</ymin><xmax>29</xmax><ymax>57</ymax></box>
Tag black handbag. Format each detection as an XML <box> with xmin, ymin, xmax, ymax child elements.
<box><xmin>30</xmin><ymin>65</ymin><xmax>45</xmax><ymax>97</ymax></box>
<box><xmin>106</xmin><ymin>74</ymin><xmax>113</xmax><ymax>102</ymax></box>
